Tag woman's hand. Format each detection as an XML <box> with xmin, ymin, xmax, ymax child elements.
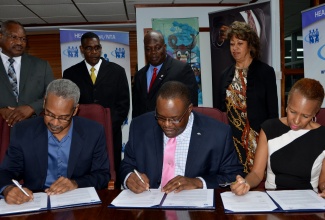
<box><xmin>230</xmin><ymin>175</ymin><xmax>250</xmax><ymax>196</ymax></box>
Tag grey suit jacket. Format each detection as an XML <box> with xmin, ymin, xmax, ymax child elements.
<box><xmin>0</xmin><ymin>53</ymin><xmax>54</xmax><ymax>115</ymax></box>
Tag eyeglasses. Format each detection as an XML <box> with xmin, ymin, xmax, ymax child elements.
<box><xmin>44</xmin><ymin>108</ymin><xmax>75</xmax><ymax>123</ymax></box>
<box><xmin>4</xmin><ymin>33</ymin><xmax>27</xmax><ymax>43</ymax></box>
<box><xmin>155</xmin><ymin>105</ymin><xmax>191</xmax><ymax>124</ymax></box>
<box><xmin>83</xmin><ymin>45</ymin><xmax>102</xmax><ymax>52</ymax></box>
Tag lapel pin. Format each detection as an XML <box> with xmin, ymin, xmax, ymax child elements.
<box><xmin>197</xmin><ymin>132</ymin><xmax>201</xmax><ymax>135</ymax></box>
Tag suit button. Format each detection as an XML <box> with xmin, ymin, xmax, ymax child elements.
<box><xmin>94</xmin><ymin>100</ymin><xmax>99</xmax><ymax>103</ymax></box>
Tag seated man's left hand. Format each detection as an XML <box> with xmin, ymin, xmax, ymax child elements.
<box><xmin>6</xmin><ymin>105</ymin><xmax>34</xmax><ymax>127</ymax></box>
<box><xmin>162</xmin><ymin>175</ymin><xmax>203</xmax><ymax>194</ymax></box>
<box><xmin>45</xmin><ymin>176</ymin><xmax>78</xmax><ymax>195</ymax></box>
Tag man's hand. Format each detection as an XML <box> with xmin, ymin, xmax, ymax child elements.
<box><xmin>162</xmin><ymin>175</ymin><xmax>203</xmax><ymax>194</ymax></box>
<box><xmin>0</xmin><ymin>108</ymin><xmax>13</xmax><ymax>121</ymax></box>
<box><xmin>6</xmin><ymin>105</ymin><xmax>34</xmax><ymax>127</ymax></box>
<box><xmin>45</xmin><ymin>176</ymin><xmax>78</xmax><ymax>195</ymax></box>
<box><xmin>217</xmin><ymin>25</ymin><xmax>229</xmax><ymax>44</ymax></box>
<box><xmin>126</xmin><ymin>172</ymin><xmax>150</xmax><ymax>194</ymax></box>
<box><xmin>3</xmin><ymin>185</ymin><xmax>34</xmax><ymax>205</ymax></box>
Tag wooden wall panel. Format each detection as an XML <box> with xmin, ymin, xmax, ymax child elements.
<box><xmin>26</xmin><ymin>34</ymin><xmax>62</xmax><ymax>79</ymax></box>
<box><xmin>25</xmin><ymin>31</ymin><xmax>138</xmax><ymax>80</ymax></box>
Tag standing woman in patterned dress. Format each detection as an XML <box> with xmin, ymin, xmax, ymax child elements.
<box><xmin>218</xmin><ymin>21</ymin><xmax>278</xmax><ymax>173</ymax></box>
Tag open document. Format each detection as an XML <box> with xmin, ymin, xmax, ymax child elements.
<box><xmin>221</xmin><ymin>191</ymin><xmax>278</xmax><ymax>213</ymax></box>
<box><xmin>221</xmin><ymin>189</ymin><xmax>325</xmax><ymax>213</ymax></box>
<box><xmin>266</xmin><ymin>190</ymin><xmax>325</xmax><ymax>211</ymax></box>
<box><xmin>110</xmin><ymin>189</ymin><xmax>214</xmax><ymax>209</ymax></box>
<box><xmin>0</xmin><ymin>187</ymin><xmax>101</xmax><ymax>216</ymax></box>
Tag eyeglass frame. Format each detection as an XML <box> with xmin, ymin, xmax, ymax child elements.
<box><xmin>3</xmin><ymin>33</ymin><xmax>27</xmax><ymax>43</ymax></box>
<box><xmin>82</xmin><ymin>45</ymin><xmax>102</xmax><ymax>53</ymax></box>
<box><xmin>155</xmin><ymin>104</ymin><xmax>192</xmax><ymax>124</ymax></box>
<box><xmin>43</xmin><ymin>107</ymin><xmax>76</xmax><ymax>123</ymax></box>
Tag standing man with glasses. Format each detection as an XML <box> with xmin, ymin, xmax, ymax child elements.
<box><xmin>0</xmin><ymin>20</ymin><xmax>54</xmax><ymax>127</ymax></box>
<box><xmin>0</xmin><ymin>79</ymin><xmax>110</xmax><ymax>204</ymax></box>
<box><xmin>120</xmin><ymin>81</ymin><xmax>243</xmax><ymax>194</ymax></box>
<box><xmin>63</xmin><ymin>32</ymin><xmax>130</xmax><ymax>188</ymax></box>
<box><xmin>132</xmin><ymin>30</ymin><xmax>198</xmax><ymax>118</ymax></box>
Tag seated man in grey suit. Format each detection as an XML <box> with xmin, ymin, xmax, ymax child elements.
<box><xmin>120</xmin><ymin>81</ymin><xmax>243</xmax><ymax>194</ymax></box>
<box><xmin>0</xmin><ymin>20</ymin><xmax>54</xmax><ymax>127</ymax></box>
<box><xmin>0</xmin><ymin>79</ymin><xmax>110</xmax><ymax>204</ymax></box>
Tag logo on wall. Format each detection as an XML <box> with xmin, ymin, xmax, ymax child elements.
<box><xmin>305</xmin><ymin>28</ymin><xmax>320</xmax><ymax>44</ymax></box>
<box><xmin>317</xmin><ymin>44</ymin><xmax>325</xmax><ymax>61</ymax></box>
<box><xmin>63</xmin><ymin>46</ymin><xmax>79</xmax><ymax>58</ymax></box>
<box><xmin>111</xmin><ymin>47</ymin><xmax>125</xmax><ymax>59</ymax></box>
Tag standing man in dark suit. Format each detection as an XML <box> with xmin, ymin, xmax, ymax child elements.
<box><xmin>63</xmin><ymin>32</ymin><xmax>130</xmax><ymax>187</ymax></box>
<box><xmin>121</xmin><ymin>81</ymin><xmax>243</xmax><ymax>194</ymax></box>
<box><xmin>132</xmin><ymin>30</ymin><xmax>198</xmax><ymax>118</ymax></box>
<box><xmin>0</xmin><ymin>20</ymin><xmax>54</xmax><ymax>127</ymax></box>
<box><xmin>0</xmin><ymin>79</ymin><xmax>110</xmax><ymax>204</ymax></box>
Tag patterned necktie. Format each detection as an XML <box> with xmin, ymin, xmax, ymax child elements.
<box><xmin>246</xmin><ymin>10</ymin><xmax>257</xmax><ymax>34</ymax></box>
<box><xmin>161</xmin><ymin>137</ymin><xmax>177</xmax><ymax>187</ymax></box>
<box><xmin>148</xmin><ymin>67</ymin><xmax>158</xmax><ymax>92</ymax></box>
<box><xmin>8</xmin><ymin>58</ymin><xmax>19</xmax><ymax>101</ymax></box>
<box><xmin>90</xmin><ymin>67</ymin><xmax>96</xmax><ymax>84</ymax></box>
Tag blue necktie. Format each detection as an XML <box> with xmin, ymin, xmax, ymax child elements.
<box><xmin>8</xmin><ymin>58</ymin><xmax>19</xmax><ymax>101</ymax></box>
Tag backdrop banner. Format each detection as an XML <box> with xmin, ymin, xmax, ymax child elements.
<box><xmin>302</xmin><ymin>4</ymin><xmax>325</xmax><ymax>108</ymax></box>
<box><xmin>60</xmin><ymin>29</ymin><xmax>131</xmax><ymax>156</ymax></box>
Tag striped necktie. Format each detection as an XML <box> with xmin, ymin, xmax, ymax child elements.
<box><xmin>8</xmin><ymin>58</ymin><xmax>19</xmax><ymax>101</ymax></box>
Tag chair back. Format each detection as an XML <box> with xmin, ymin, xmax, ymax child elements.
<box><xmin>77</xmin><ymin>104</ymin><xmax>116</xmax><ymax>189</ymax></box>
<box><xmin>316</xmin><ymin>108</ymin><xmax>325</xmax><ymax>126</ymax></box>
<box><xmin>0</xmin><ymin>117</ymin><xmax>10</xmax><ymax>163</ymax></box>
<box><xmin>192</xmin><ymin>107</ymin><xmax>229</xmax><ymax>124</ymax></box>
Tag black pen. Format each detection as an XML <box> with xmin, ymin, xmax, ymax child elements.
<box><xmin>134</xmin><ymin>169</ymin><xmax>150</xmax><ymax>192</ymax></box>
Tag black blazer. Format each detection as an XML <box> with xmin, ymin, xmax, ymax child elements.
<box><xmin>132</xmin><ymin>55</ymin><xmax>198</xmax><ymax>118</ymax></box>
<box><xmin>218</xmin><ymin>59</ymin><xmax>278</xmax><ymax>132</ymax></box>
<box><xmin>63</xmin><ymin>58</ymin><xmax>130</xmax><ymax>129</ymax></box>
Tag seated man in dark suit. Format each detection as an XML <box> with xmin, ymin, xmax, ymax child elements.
<box><xmin>120</xmin><ymin>81</ymin><xmax>243</xmax><ymax>194</ymax></box>
<box><xmin>0</xmin><ymin>79</ymin><xmax>110</xmax><ymax>204</ymax></box>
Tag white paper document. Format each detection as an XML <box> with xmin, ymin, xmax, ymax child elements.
<box><xmin>0</xmin><ymin>192</ymin><xmax>48</xmax><ymax>215</ymax></box>
<box><xmin>0</xmin><ymin>187</ymin><xmax>101</xmax><ymax>216</ymax></box>
<box><xmin>266</xmin><ymin>190</ymin><xmax>325</xmax><ymax>211</ymax></box>
<box><xmin>111</xmin><ymin>189</ymin><xmax>214</xmax><ymax>209</ymax></box>
<box><xmin>50</xmin><ymin>187</ymin><xmax>101</xmax><ymax>209</ymax></box>
<box><xmin>221</xmin><ymin>191</ymin><xmax>278</xmax><ymax>212</ymax></box>
<box><xmin>163</xmin><ymin>189</ymin><xmax>214</xmax><ymax>208</ymax></box>
<box><xmin>111</xmin><ymin>189</ymin><xmax>165</xmax><ymax>207</ymax></box>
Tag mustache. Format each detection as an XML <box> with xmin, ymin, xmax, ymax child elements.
<box><xmin>47</xmin><ymin>123</ymin><xmax>63</xmax><ymax>131</ymax></box>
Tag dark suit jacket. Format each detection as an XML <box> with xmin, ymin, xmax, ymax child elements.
<box><xmin>132</xmin><ymin>55</ymin><xmax>198</xmax><ymax>118</ymax></box>
<box><xmin>218</xmin><ymin>59</ymin><xmax>278</xmax><ymax>132</ymax></box>
<box><xmin>120</xmin><ymin>111</ymin><xmax>244</xmax><ymax>188</ymax></box>
<box><xmin>0</xmin><ymin>53</ymin><xmax>54</xmax><ymax>115</ymax></box>
<box><xmin>211</xmin><ymin>8</ymin><xmax>269</xmax><ymax>107</ymax></box>
<box><xmin>0</xmin><ymin>116</ymin><xmax>110</xmax><ymax>191</ymax></box>
<box><xmin>63</xmin><ymin>58</ymin><xmax>130</xmax><ymax>129</ymax></box>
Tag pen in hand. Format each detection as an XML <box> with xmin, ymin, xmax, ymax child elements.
<box><xmin>12</xmin><ymin>179</ymin><xmax>31</xmax><ymax>198</ymax></box>
<box><xmin>133</xmin><ymin>169</ymin><xmax>150</xmax><ymax>192</ymax></box>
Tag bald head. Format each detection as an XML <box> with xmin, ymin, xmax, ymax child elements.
<box><xmin>144</xmin><ymin>30</ymin><xmax>167</xmax><ymax>66</ymax></box>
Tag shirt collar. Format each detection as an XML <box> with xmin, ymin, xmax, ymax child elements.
<box><xmin>47</xmin><ymin>118</ymin><xmax>74</xmax><ymax>142</ymax></box>
<box><xmin>85</xmin><ymin>58</ymin><xmax>102</xmax><ymax>71</ymax></box>
<box><xmin>163</xmin><ymin>112</ymin><xmax>194</xmax><ymax>142</ymax></box>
